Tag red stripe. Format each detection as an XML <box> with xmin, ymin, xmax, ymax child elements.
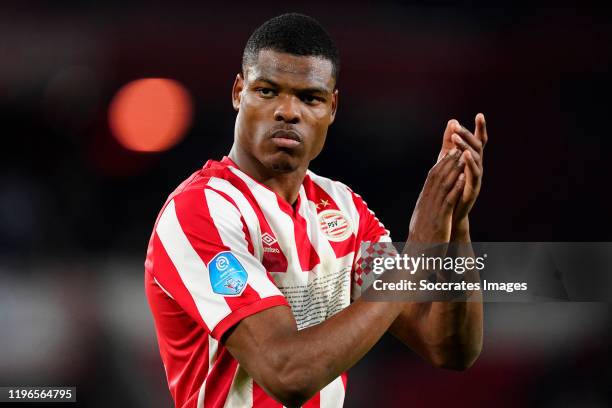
<box><xmin>242</xmin><ymin>221</ymin><xmax>255</xmax><ymax>257</ymax></box>
<box><xmin>289</xmin><ymin>195</ymin><xmax>320</xmax><ymax>272</ymax></box>
<box><xmin>224</xmin><ymin>284</ymin><xmax>261</xmax><ymax>312</ymax></box>
<box><xmin>204</xmin><ymin>349</ymin><xmax>239</xmax><ymax>408</ymax></box>
<box><xmin>145</xmin><ymin>260</ymin><xmax>210</xmax><ymax>406</ymax></box>
<box><xmin>303</xmin><ymin>391</ymin><xmax>321</xmax><ymax>408</ymax></box>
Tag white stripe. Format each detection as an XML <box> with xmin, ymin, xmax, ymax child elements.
<box><xmin>228</xmin><ymin>167</ymin><xmax>307</xmax><ymax>286</ymax></box>
<box><xmin>208</xmin><ymin>177</ymin><xmax>264</xmax><ymax>261</ymax></box>
<box><xmin>205</xmin><ymin>189</ymin><xmax>284</xmax><ymax>299</ymax></box>
<box><xmin>209</xmin><ymin>336</ymin><xmax>218</xmax><ymax>368</ymax></box>
<box><xmin>196</xmin><ymin>336</ymin><xmax>219</xmax><ymax>408</ymax></box>
<box><xmin>223</xmin><ymin>365</ymin><xmax>253</xmax><ymax>408</ymax></box>
<box><xmin>320</xmin><ymin>376</ymin><xmax>345</xmax><ymax>408</ymax></box>
<box><xmin>197</xmin><ymin>378</ymin><xmax>207</xmax><ymax>408</ymax></box>
<box><xmin>156</xmin><ymin>199</ymin><xmax>232</xmax><ymax>330</ymax></box>
<box><xmin>153</xmin><ymin>276</ymin><xmax>174</xmax><ymax>300</ymax></box>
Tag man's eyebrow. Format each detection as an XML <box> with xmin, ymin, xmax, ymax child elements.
<box><xmin>252</xmin><ymin>77</ymin><xmax>279</xmax><ymax>87</ymax></box>
<box><xmin>251</xmin><ymin>76</ymin><xmax>331</xmax><ymax>94</ymax></box>
<box><xmin>297</xmin><ymin>86</ymin><xmax>330</xmax><ymax>95</ymax></box>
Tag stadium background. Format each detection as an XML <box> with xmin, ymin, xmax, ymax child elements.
<box><xmin>1</xmin><ymin>2</ymin><xmax>610</xmax><ymax>407</ymax></box>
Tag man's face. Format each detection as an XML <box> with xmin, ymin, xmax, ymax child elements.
<box><xmin>232</xmin><ymin>49</ymin><xmax>338</xmax><ymax>173</ymax></box>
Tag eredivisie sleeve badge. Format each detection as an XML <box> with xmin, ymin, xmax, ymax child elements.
<box><xmin>208</xmin><ymin>252</ymin><xmax>249</xmax><ymax>296</ymax></box>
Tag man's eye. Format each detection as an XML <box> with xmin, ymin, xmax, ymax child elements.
<box><xmin>257</xmin><ymin>88</ymin><xmax>276</xmax><ymax>97</ymax></box>
<box><xmin>301</xmin><ymin>95</ymin><xmax>321</xmax><ymax>105</ymax></box>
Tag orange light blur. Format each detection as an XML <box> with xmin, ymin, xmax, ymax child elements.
<box><xmin>108</xmin><ymin>78</ymin><xmax>193</xmax><ymax>152</ymax></box>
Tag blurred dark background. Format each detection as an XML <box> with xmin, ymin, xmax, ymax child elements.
<box><xmin>1</xmin><ymin>2</ymin><xmax>610</xmax><ymax>407</ymax></box>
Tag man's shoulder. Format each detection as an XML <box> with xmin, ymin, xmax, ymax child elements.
<box><xmin>305</xmin><ymin>169</ymin><xmax>358</xmax><ymax>199</ymax></box>
<box><xmin>160</xmin><ymin>160</ymin><xmax>240</xmax><ymax>213</ymax></box>
<box><xmin>305</xmin><ymin>169</ymin><xmax>380</xmax><ymax>219</ymax></box>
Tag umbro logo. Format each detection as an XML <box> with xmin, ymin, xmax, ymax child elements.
<box><xmin>262</xmin><ymin>232</ymin><xmax>277</xmax><ymax>246</ymax></box>
<box><xmin>262</xmin><ymin>232</ymin><xmax>280</xmax><ymax>253</ymax></box>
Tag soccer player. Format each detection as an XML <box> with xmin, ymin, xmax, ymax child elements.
<box><xmin>145</xmin><ymin>13</ymin><xmax>486</xmax><ymax>408</ymax></box>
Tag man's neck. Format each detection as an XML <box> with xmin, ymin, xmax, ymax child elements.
<box><xmin>228</xmin><ymin>147</ymin><xmax>307</xmax><ymax>206</ymax></box>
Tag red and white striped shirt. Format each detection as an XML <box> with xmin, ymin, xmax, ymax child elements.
<box><xmin>145</xmin><ymin>156</ymin><xmax>390</xmax><ymax>408</ymax></box>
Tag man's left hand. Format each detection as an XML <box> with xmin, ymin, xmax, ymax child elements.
<box><xmin>437</xmin><ymin>114</ymin><xmax>488</xmax><ymax>229</ymax></box>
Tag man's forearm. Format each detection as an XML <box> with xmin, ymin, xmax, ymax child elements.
<box><xmin>390</xmin><ymin>222</ymin><xmax>483</xmax><ymax>369</ymax></box>
<box><xmin>421</xmin><ymin>223</ymin><xmax>483</xmax><ymax>368</ymax></box>
<box><xmin>227</xmin><ymin>295</ymin><xmax>405</xmax><ymax>407</ymax></box>
<box><xmin>285</xmin><ymin>298</ymin><xmax>404</xmax><ymax>397</ymax></box>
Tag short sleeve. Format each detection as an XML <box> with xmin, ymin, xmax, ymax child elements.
<box><xmin>151</xmin><ymin>187</ymin><xmax>288</xmax><ymax>340</ymax></box>
<box><xmin>349</xmin><ymin>190</ymin><xmax>397</xmax><ymax>300</ymax></box>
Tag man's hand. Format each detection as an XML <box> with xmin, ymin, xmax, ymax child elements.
<box><xmin>408</xmin><ymin>148</ymin><xmax>466</xmax><ymax>243</ymax></box>
<box><xmin>437</xmin><ymin>114</ymin><xmax>488</xmax><ymax>230</ymax></box>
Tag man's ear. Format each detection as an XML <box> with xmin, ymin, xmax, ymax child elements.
<box><xmin>232</xmin><ymin>73</ymin><xmax>244</xmax><ymax>111</ymax></box>
<box><xmin>329</xmin><ymin>89</ymin><xmax>339</xmax><ymax>125</ymax></box>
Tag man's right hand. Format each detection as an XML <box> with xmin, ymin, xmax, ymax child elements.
<box><xmin>408</xmin><ymin>148</ymin><xmax>466</xmax><ymax>243</ymax></box>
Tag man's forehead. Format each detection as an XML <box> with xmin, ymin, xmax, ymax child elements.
<box><xmin>246</xmin><ymin>49</ymin><xmax>335</xmax><ymax>91</ymax></box>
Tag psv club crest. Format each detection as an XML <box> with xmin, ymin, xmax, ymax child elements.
<box><xmin>318</xmin><ymin>209</ymin><xmax>353</xmax><ymax>242</ymax></box>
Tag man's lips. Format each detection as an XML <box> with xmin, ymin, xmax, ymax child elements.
<box><xmin>270</xmin><ymin>130</ymin><xmax>302</xmax><ymax>148</ymax></box>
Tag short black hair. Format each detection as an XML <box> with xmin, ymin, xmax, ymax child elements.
<box><xmin>242</xmin><ymin>13</ymin><xmax>340</xmax><ymax>84</ymax></box>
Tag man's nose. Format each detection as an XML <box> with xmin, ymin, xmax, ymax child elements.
<box><xmin>274</xmin><ymin>95</ymin><xmax>301</xmax><ymax>124</ymax></box>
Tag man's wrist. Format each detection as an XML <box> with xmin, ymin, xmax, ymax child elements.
<box><xmin>451</xmin><ymin>217</ymin><xmax>470</xmax><ymax>242</ymax></box>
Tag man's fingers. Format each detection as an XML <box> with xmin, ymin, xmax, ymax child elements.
<box><xmin>453</xmin><ymin>121</ymin><xmax>483</xmax><ymax>153</ymax></box>
<box><xmin>431</xmin><ymin>114</ymin><xmax>485</xmax><ymax>217</ymax></box>
<box><xmin>442</xmin><ymin>154</ymin><xmax>465</xmax><ymax>190</ymax></box>
<box><xmin>443</xmin><ymin>119</ymin><xmax>456</xmax><ymax>145</ymax></box>
<box><xmin>437</xmin><ymin>119</ymin><xmax>459</xmax><ymax>162</ymax></box>
<box><xmin>474</xmin><ymin>113</ymin><xmax>488</xmax><ymax>146</ymax></box>
<box><xmin>452</xmin><ymin>133</ymin><xmax>482</xmax><ymax>163</ymax></box>
<box><xmin>436</xmin><ymin>147</ymin><xmax>464</xmax><ymax>177</ymax></box>
<box><xmin>435</xmin><ymin>150</ymin><xmax>465</xmax><ymax>205</ymax></box>
<box><xmin>463</xmin><ymin>150</ymin><xmax>481</xmax><ymax>186</ymax></box>
<box><xmin>443</xmin><ymin>173</ymin><xmax>465</xmax><ymax>212</ymax></box>
<box><xmin>432</xmin><ymin>147</ymin><xmax>460</xmax><ymax>173</ymax></box>
<box><xmin>429</xmin><ymin>148</ymin><xmax>463</xmax><ymax>203</ymax></box>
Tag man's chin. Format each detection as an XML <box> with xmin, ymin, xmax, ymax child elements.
<box><xmin>264</xmin><ymin>151</ymin><xmax>301</xmax><ymax>173</ymax></box>
<box><xmin>269</xmin><ymin>160</ymin><xmax>298</xmax><ymax>173</ymax></box>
